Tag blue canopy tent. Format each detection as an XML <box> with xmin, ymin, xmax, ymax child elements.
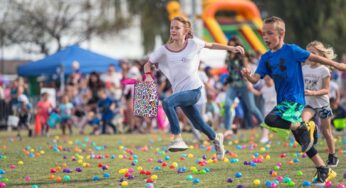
<box><xmin>18</xmin><ymin>44</ymin><xmax>121</xmax><ymax>76</ymax></box>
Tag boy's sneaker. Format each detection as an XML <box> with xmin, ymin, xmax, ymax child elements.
<box><xmin>213</xmin><ymin>133</ymin><xmax>225</xmax><ymax>160</ymax></box>
<box><xmin>292</xmin><ymin>121</ymin><xmax>315</xmax><ymax>152</ymax></box>
<box><xmin>313</xmin><ymin>167</ymin><xmax>337</xmax><ymax>186</ymax></box>
<box><xmin>168</xmin><ymin>138</ymin><xmax>189</xmax><ymax>152</ymax></box>
<box><xmin>326</xmin><ymin>154</ymin><xmax>339</xmax><ymax>168</ymax></box>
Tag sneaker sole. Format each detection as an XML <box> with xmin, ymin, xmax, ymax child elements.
<box><xmin>303</xmin><ymin>122</ymin><xmax>315</xmax><ymax>152</ymax></box>
<box><xmin>327</xmin><ymin>159</ymin><xmax>339</xmax><ymax>168</ymax></box>
<box><xmin>168</xmin><ymin>147</ymin><xmax>188</xmax><ymax>152</ymax></box>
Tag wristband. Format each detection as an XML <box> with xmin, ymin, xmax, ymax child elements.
<box><xmin>145</xmin><ymin>72</ymin><xmax>152</xmax><ymax>75</ymax></box>
<box><xmin>143</xmin><ymin>73</ymin><xmax>153</xmax><ymax>80</ymax></box>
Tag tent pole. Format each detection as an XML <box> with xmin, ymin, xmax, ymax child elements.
<box><xmin>59</xmin><ymin>64</ymin><xmax>65</xmax><ymax>94</ymax></box>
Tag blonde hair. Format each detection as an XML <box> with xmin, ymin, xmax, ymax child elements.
<box><xmin>306</xmin><ymin>41</ymin><xmax>337</xmax><ymax>60</ymax></box>
<box><xmin>167</xmin><ymin>16</ymin><xmax>193</xmax><ymax>44</ymax></box>
<box><xmin>264</xmin><ymin>16</ymin><xmax>285</xmax><ymax>33</ymax></box>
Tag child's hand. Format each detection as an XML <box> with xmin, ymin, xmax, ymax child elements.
<box><xmin>304</xmin><ymin>90</ymin><xmax>314</xmax><ymax>96</ymax></box>
<box><xmin>110</xmin><ymin>103</ymin><xmax>116</xmax><ymax>111</ymax></box>
<box><xmin>144</xmin><ymin>74</ymin><xmax>153</xmax><ymax>82</ymax></box>
<box><xmin>231</xmin><ymin>46</ymin><xmax>245</xmax><ymax>55</ymax></box>
<box><xmin>241</xmin><ymin>67</ymin><xmax>251</xmax><ymax>78</ymax></box>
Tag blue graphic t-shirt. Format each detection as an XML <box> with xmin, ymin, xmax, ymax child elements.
<box><xmin>98</xmin><ymin>97</ymin><xmax>115</xmax><ymax>121</ymax></box>
<box><xmin>255</xmin><ymin>44</ymin><xmax>310</xmax><ymax>105</ymax></box>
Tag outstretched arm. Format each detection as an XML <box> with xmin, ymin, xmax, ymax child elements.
<box><xmin>241</xmin><ymin>67</ymin><xmax>261</xmax><ymax>84</ymax></box>
<box><xmin>309</xmin><ymin>53</ymin><xmax>346</xmax><ymax>72</ymax></box>
<box><xmin>204</xmin><ymin>42</ymin><xmax>245</xmax><ymax>55</ymax></box>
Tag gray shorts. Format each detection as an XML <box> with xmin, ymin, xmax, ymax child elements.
<box><xmin>305</xmin><ymin>105</ymin><xmax>333</xmax><ymax>119</ymax></box>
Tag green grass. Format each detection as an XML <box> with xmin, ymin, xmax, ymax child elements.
<box><xmin>0</xmin><ymin>128</ymin><xmax>345</xmax><ymax>188</ymax></box>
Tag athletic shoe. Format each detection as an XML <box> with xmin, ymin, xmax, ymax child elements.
<box><xmin>326</xmin><ymin>154</ymin><xmax>339</xmax><ymax>168</ymax></box>
<box><xmin>213</xmin><ymin>133</ymin><xmax>225</xmax><ymax>160</ymax></box>
<box><xmin>168</xmin><ymin>138</ymin><xmax>189</xmax><ymax>152</ymax></box>
<box><xmin>313</xmin><ymin>167</ymin><xmax>337</xmax><ymax>186</ymax></box>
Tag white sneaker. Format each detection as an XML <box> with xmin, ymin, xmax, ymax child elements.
<box><xmin>168</xmin><ymin>138</ymin><xmax>189</xmax><ymax>152</ymax></box>
<box><xmin>213</xmin><ymin>133</ymin><xmax>225</xmax><ymax>160</ymax></box>
<box><xmin>260</xmin><ymin>137</ymin><xmax>269</xmax><ymax>144</ymax></box>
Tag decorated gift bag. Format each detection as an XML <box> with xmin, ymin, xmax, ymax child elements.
<box><xmin>121</xmin><ymin>79</ymin><xmax>159</xmax><ymax>118</ymax></box>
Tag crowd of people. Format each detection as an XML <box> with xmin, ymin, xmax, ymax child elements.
<box><xmin>0</xmin><ymin>43</ymin><xmax>345</xmax><ymax>142</ymax></box>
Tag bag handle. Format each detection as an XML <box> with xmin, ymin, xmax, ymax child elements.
<box><xmin>121</xmin><ymin>79</ymin><xmax>138</xmax><ymax>85</ymax></box>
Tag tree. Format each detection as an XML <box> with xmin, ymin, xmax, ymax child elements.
<box><xmin>127</xmin><ymin>0</ymin><xmax>170</xmax><ymax>54</ymax></box>
<box><xmin>0</xmin><ymin>0</ymin><xmax>129</xmax><ymax>55</ymax></box>
<box><xmin>256</xmin><ymin>0</ymin><xmax>346</xmax><ymax>56</ymax></box>
<box><xmin>0</xmin><ymin>0</ymin><xmax>171</xmax><ymax>56</ymax></box>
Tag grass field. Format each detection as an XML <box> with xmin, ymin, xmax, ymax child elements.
<box><xmin>0</xmin><ymin>128</ymin><xmax>345</xmax><ymax>188</ymax></box>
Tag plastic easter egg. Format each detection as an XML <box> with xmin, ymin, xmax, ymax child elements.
<box><xmin>31</xmin><ymin>185</ymin><xmax>38</xmax><ymax>188</ymax></box>
<box><xmin>145</xmin><ymin>183</ymin><xmax>154</xmax><ymax>188</ymax></box>
<box><xmin>276</xmin><ymin>176</ymin><xmax>283</xmax><ymax>182</ymax></box>
<box><xmin>253</xmin><ymin>179</ymin><xmax>261</xmax><ymax>185</ymax></box>
<box><xmin>227</xmin><ymin>178</ymin><xmax>233</xmax><ymax>183</ymax></box>
<box><xmin>325</xmin><ymin>181</ymin><xmax>332</xmax><ymax>188</ymax></box>
<box><xmin>25</xmin><ymin>176</ymin><xmax>31</xmax><ymax>182</ymax></box>
<box><xmin>18</xmin><ymin>161</ymin><xmax>24</xmax><ymax>165</ymax></box>
<box><xmin>296</xmin><ymin>171</ymin><xmax>303</xmax><ymax>176</ymax></box>
<box><xmin>9</xmin><ymin>165</ymin><xmax>16</xmax><ymax>169</ymax></box>
<box><xmin>151</xmin><ymin>175</ymin><xmax>158</xmax><ymax>180</ymax></box>
<box><xmin>287</xmin><ymin>181</ymin><xmax>295</xmax><ymax>187</ymax></box>
<box><xmin>337</xmin><ymin>184</ymin><xmax>346</xmax><ymax>188</ymax></box>
<box><xmin>186</xmin><ymin>175</ymin><xmax>193</xmax><ymax>181</ymax></box>
<box><xmin>302</xmin><ymin>181</ymin><xmax>311</xmax><ymax>187</ymax></box>
<box><xmin>92</xmin><ymin>176</ymin><xmax>100</xmax><ymax>181</ymax></box>
<box><xmin>121</xmin><ymin>181</ymin><xmax>128</xmax><ymax>186</ymax></box>
<box><xmin>265</xmin><ymin>180</ymin><xmax>272</xmax><ymax>187</ymax></box>
<box><xmin>103</xmin><ymin>173</ymin><xmax>110</xmax><ymax>178</ymax></box>
<box><xmin>283</xmin><ymin>177</ymin><xmax>291</xmax><ymax>183</ymax></box>
<box><xmin>192</xmin><ymin>178</ymin><xmax>200</xmax><ymax>184</ymax></box>
<box><xmin>63</xmin><ymin>175</ymin><xmax>71</xmax><ymax>181</ymax></box>
<box><xmin>55</xmin><ymin>176</ymin><xmax>62</xmax><ymax>182</ymax></box>
<box><xmin>0</xmin><ymin>182</ymin><xmax>5</xmax><ymax>188</ymax></box>
<box><xmin>235</xmin><ymin>172</ymin><xmax>242</xmax><ymax>178</ymax></box>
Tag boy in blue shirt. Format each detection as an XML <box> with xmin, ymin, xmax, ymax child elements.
<box><xmin>98</xmin><ymin>89</ymin><xmax>117</xmax><ymax>134</ymax></box>
<box><xmin>242</xmin><ymin>16</ymin><xmax>341</xmax><ymax>186</ymax></box>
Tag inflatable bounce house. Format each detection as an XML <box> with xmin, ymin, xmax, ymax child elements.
<box><xmin>166</xmin><ymin>0</ymin><xmax>266</xmax><ymax>54</ymax></box>
<box><xmin>202</xmin><ymin>0</ymin><xmax>266</xmax><ymax>54</ymax></box>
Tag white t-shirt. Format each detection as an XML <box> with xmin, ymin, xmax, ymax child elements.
<box><xmin>149</xmin><ymin>38</ymin><xmax>204</xmax><ymax>93</ymax></box>
<box><xmin>261</xmin><ymin>85</ymin><xmax>276</xmax><ymax>116</ymax></box>
<box><xmin>302</xmin><ymin>64</ymin><xmax>330</xmax><ymax>108</ymax></box>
